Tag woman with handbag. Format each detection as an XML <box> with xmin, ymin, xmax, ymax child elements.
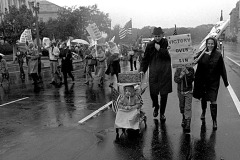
<box><xmin>105</xmin><ymin>41</ymin><xmax>121</xmax><ymax>87</ymax></box>
<box><xmin>96</xmin><ymin>45</ymin><xmax>106</xmax><ymax>87</ymax></box>
<box><xmin>27</xmin><ymin>43</ymin><xmax>40</xmax><ymax>86</ymax></box>
<box><xmin>84</xmin><ymin>47</ymin><xmax>96</xmax><ymax>85</ymax></box>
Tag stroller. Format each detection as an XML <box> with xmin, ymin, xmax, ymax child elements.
<box><xmin>111</xmin><ymin>72</ymin><xmax>147</xmax><ymax>140</ymax></box>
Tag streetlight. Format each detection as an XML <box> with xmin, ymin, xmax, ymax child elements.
<box><xmin>28</xmin><ymin>1</ymin><xmax>42</xmax><ymax>81</ymax></box>
<box><xmin>149</xmin><ymin>27</ymin><xmax>152</xmax><ymax>38</ymax></box>
<box><xmin>28</xmin><ymin>1</ymin><xmax>40</xmax><ymax>52</ymax></box>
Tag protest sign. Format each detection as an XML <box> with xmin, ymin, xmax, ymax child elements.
<box><xmin>168</xmin><ymin>34</ymin><xmax>194</xmax><ymax>68</ymax></box>
<box><xmin>86</xmin><ymin>23</ymin><xmax>102</xmax><ymax>40</ymax></box>
<box><xmin>19</xmin><ymin>29</ymin><xmax>33</xmax><ymax>43</ymax></box>
<box><xmin>42</xmin><ymin>37</ymin><xmax>51</xmax><ymax>48</ymax></box>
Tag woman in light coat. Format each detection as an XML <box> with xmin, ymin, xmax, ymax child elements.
<box><xmin>27</xmin><ymin>43</ymin><xmax>39</xmax><ymax>85</ymax></box>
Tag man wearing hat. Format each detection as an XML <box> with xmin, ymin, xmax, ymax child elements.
<box><xmin>140</xmin><ymin>27</ymin><xmax>172</xmax><ymax>122</ymax></box>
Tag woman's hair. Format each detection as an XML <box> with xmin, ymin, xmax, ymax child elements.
<box><xmin>206</xmin><ymin>37</ymin><xmax>217</xmax><ymax>52</ymax></box>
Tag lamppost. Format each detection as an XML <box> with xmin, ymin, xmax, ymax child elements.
<box><xmin>28</xmin><ymin>1</ymin><xmax>42</xmax><ymax>81</ymax></box>
<box><xmin>28</xmin><ymin>1</ymin><xmax>40</xmax><ymax>52</ymax></box>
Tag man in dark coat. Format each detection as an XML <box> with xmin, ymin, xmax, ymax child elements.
<box><xmin>140</xmin><ymin>27</ymin><xmax>172</xmax><ymax>122</ymax></box>
<box><xmin>59</xmin><ymin>43</ymin><xmax>75</xmax><ymax>86</ymax></box>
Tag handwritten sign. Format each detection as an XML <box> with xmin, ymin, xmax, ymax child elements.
<box><xmin>19</xmin><ymin>29</ymin><xmax>33</xmax><ymax>43</ymax></box>
<box><xmin>168</xmin><ymin>34</ymin><xmax>194</xmax><ymax>68</ymax></box>
<box><xmin>86</xmin><ymin>23</ymin><xmax>102</xmax><ymax>40</ymax></box>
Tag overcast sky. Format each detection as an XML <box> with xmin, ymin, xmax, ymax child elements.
<box><xmin>46</xmin><ymin>0</ymin><xmax>238</xmax><ymax>29</ymax></box>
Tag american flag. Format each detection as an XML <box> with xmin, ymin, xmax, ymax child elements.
<box><xmin>173</xmin><ymin>24</ymin><xmax>177</xmax><ymax>35</ymax></box>
<box><xmin>119</xmin><ymin>20</ymin><xmax>132</xmax><ymax>39</ymax></box>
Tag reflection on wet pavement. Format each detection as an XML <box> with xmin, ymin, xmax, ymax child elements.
<box><xmin>193</xmin><ymin>121</ymin><xmax>216</xmax><ymax>160</ymax></box>
<box><xmin>151</xmin><ymin>119</ymin><xmax>173</xmax><ymax>160</ymax></box>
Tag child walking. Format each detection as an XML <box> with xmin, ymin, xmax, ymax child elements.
<box><xmin>174</xmin><ymin>66</ymin><xmax>194</xmax><ymax>133</ymax></box>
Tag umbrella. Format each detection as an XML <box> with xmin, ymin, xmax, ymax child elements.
<box><xmin>0</xmin><ymin>53</ymin><xmax>5</xmax><ymax>56</ymax></box>
<box><xmin>71</xmin><ymin>39</ymin><xmax>89</xmax><ymax>45</ymax></box>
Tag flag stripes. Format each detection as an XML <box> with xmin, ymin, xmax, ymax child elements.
<box><xmin>119</xmin><ymin>20</ymin><xmax>132</xmax><ymax>39</ymax></box>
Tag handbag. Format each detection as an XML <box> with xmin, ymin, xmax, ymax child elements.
<box><xmin>88</xmin><ymin>58</ymin><xmax>97</xmax><ymax>66</ymax></box>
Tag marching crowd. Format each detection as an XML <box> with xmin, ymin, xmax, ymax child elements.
<box><xmin>0</xmin><ymin>38</ymin><xmax>144</xmax><ymax>88</ymax></box>
<box><xmin>0</xmin><ymin>26</ymin><xmax>229</xmax><ymax>134</ymax></box>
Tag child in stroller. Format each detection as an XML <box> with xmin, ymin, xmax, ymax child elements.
<box><xmin>112</xmin><ymin>83</ymin><xmax>147</xmax><ymax>140</ymax></box>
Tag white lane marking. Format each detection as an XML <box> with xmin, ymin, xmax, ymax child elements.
<box><xmin>227</xmin><ymin>84</ymin><xmax>240</xmax><ymax>115</ymax></box>
<box><xmin>78</xmin><ymin>101</ymin><xmax>113</xmax><ymax>124</ymax></box>
<box><xmin>0</xmin><ymin>97</ymin><xmax>29</xmax><ymax>107</ymax></box>
<box><xmin>226</xmin><ymin>56</ymin><xmax>240</xmax><ymax>67</ymax></box>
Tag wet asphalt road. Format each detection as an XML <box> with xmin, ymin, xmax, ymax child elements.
<box><xmin>0</xmin><ymin>43</ymin><xmax>240</xmax><ymax>160</ymax></box>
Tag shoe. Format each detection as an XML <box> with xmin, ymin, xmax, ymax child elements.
<box><xmin>213</xmin><ymin>121</ymin><xmax>217</xmax><ymax>130</ymax></box>
<box><xmin>160</xmin><ymin>115</ymin><xmax>166</xmax><ymax>123</ymax></box>
<box><xmin>153</xmin><ymin>107</ymin><xmax>159</xmax><ymax>117</ymax></box>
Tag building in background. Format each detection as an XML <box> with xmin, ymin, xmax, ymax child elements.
<box><xmin>0</xmin><ymin>0</ymin><xmax>61</xmax><ymax>22</ymax></box>
<box><xmin>0</xmin><ymin>0</ymin><xmax>32</xmax><ymax>14</ymax></box>
<box><xmin>227</xmin><ymin>1</ymin><xmax>240</xmax><ymax>42</ymax></box>
<box><xmin>38</xmin><ymin>0</ymin><xmax>62</xmax><ymax>22</ymax></box>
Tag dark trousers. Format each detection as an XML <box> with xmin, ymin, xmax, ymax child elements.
<box><xmin>63</xmin><ymin>71</ymin><xmax>74</xmax><ymax>85</ymax></box>
<box><xmin>129</xmin><ymin>59</ymin><xmax>137</xmax><ymax>71</ymax></box>
<box><xmin>31</xmin><ymin>73</ymin><xmax>39</xmax><ymax>85</ymax></box>
<box><xmin>150</xmin><ymin>93</ymin><xmax>168</xmax><ymax>115</ymax></box>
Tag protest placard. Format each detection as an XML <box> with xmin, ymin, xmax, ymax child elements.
<box><xmin>19</xmin><ymin>29</ymin><xmax>33</xmax><ymax>43</ymax></box>
<box><xmin>86</xmin><ymin>23</ymin><xmax>102</xmax><ymax>40</ymax></box>
<box><xmin>168</xmin><ymin>34</ymin><xmax>194</xmax><ymax>68</ymax></box>
<box><xmin>42</xmin><ymin>37</ymin><xmax>51</xmax><ymax>48</ymax></box>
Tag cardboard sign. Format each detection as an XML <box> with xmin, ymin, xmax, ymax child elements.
<box><xmin>168</xmin><ymin>34</ymin><xmax>194</xmax><ymax>68</ymax></box>
<box><xmin>86</xmin><ymin>23</ymin><xmax>102</xmax><ymax>40</ymax></box>
<box><xmin>42</xmin><ymin>37</ymin><xmax>50</xmax><ymax>48</ymax></box>
<box><xmin>19</xmin><ymin>29</ymin><xmax>33</xmax><ymax>43</ymax></box>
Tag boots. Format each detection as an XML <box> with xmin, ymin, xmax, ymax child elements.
<box><xmin>184</xmin><ymin>119</ymin><xmax>191</xmax><ymax>133</ymax></box>
<box><xmin>210</xmin><ymin>104</ymin><xmax>217</xmax><ymax>130</ymax></box>
<box><xmin>201</xmin><ymin>99</ymin><xmax>207</xmax><ymax>120</ymax></box>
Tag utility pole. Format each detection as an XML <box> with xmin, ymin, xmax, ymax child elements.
<box><xmin>28</xmin><ymin>1</ymin><xmax>42</xmax><ymax>81</ymax></box>
<box><xmin>28</xmin><ymin>1</ymin><xmax>40</xmax><ymax>52</ymax></box>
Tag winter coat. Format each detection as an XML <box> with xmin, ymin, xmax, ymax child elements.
<box><xmin>28</xmin><ymin>48</ymin><xmax>39</xmax><ymax>74</ymax></box>
<box><xmin>174</xmin><ymin>67</ymin><xmax>194</xmax><ymax>93</ymax></box>
<box><xmin>59</xmin><ymin>47</ymin><xmax>73</xmax><ymax>72</ymax></box>
<box><xmin>193</xmin><ymin>50</ymin><xmax>228</xmax><ymax>101</ymax></box>
<box><xmin>140</xmin><ymin>39</ymin><xmax>172</xmax><ymax>95</ymax></box>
